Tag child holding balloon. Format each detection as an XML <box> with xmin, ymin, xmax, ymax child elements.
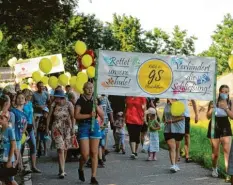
<box><xmin>163</xmin><ymin>99</ymin><xmax>185</xmax><ymax>173</ymax></box>
<box><xmin>143</xmin><ymin>107</ymin><xmax>160</xmax><ymax>161</ymax></box>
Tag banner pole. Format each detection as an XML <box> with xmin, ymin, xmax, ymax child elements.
<box><xmin>91</xmin><ymin>49</ymin><xmax>99</xmax><ymax>131</ymax></box>
<box><xmin>211</xmin><ymin>58</ymin><xmax>217</xmax><ymax>138</ymax></box>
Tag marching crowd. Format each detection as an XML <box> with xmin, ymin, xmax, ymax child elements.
<box><xmin>1</xmin><ymin>81</ymin><xmax>233</xmax><ymax>184</ymax></box>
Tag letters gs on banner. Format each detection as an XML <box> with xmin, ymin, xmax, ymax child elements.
<box><xmin>97</xmin><ymin>50</ymin><xmax>216</xmax><ymax>101</ymax></box>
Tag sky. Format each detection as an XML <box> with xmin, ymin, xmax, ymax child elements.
<box><xmin>77</xmin><ymin>0</ymin><xmax>232</xmax><ymax>54</ymax></box>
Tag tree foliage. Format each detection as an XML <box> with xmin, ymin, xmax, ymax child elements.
<box><xmin>201</xmin><ymin>14</ymin><xmax>233</xmax><ymax>75</ymax></box>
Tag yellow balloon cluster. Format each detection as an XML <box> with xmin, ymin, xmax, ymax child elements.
<box><xmin>75</xmin><ymin>41</ymin><xmax>87</xmax><ymax>55</ymax></box>
<box><xmin>41</xmin><ymin>76</ymin><xmax>49</xmax><ymax>85</ymax></box>
<box><xmin>32</xmin><ymin>71</ymin><xmax>43</xmax><ymax>82</ymax></box>
<box><xmin>20</xmin><ymin>84</ymin><xmax>29</xmax><ymax>90</ymax></box>
<box><xmin>48</xmin><ymin>76</ymin><xmax>58</xmax><ymax>89</ymax></box>
<box><xmin>171</xmin><ymin>101</ymin><xmax>185</xmax><ymax>116</ymax></box>
<box><xmin>77</xmin><ymin>72</ymin><xmax>88</xmax><ymax>84</ymax></box>
<box><xmin>81</xmin><ymin>54</ymin><xmax>93</xmax><ymax>68</ymax></box>
<box><xmin>87</xmin><ymin>66</ymin><xmax>95</xmax><ymax>78</ymax></box>
<box><xmin>39</xmin><ymin>58</ymin><xmax>52</xmax><ymax>74</ymax></box>
<box><xmin>58</xmin><ymin>74</ymin><xmax>69</xmax><ymax>86</ymax></box>
<box><xmin>228</xmin><ymin>55</ymin><xmax>233</xmax><ymax>69</ymax></box>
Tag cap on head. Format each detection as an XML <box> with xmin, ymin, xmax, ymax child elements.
<box><xmin>3</xmin><ymin>85</ymin><xmax>16</xmax><ymax>95</ymax></box>
<box><xmin>146</xmin><ymin>107</ymin><xmax>156</xmax><ymax>115</ymax></box>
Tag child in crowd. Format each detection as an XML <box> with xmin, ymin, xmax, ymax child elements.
<box><xmin>143</xmin><ymin>107</ymin><xmax>160</xmax><ymax>161</ymax></box>
<box><xmin>37</xmin><ymin>107</ymin><xmax>49</xmax><ymax>157</ymax></box>
<box><xmin>114</xmin><ymin>112</ymin><xmax>125</xmax><ymax>154</ymax></box>
<box><xmin>0</xmin><ymin>95</ymin><xmax>18</xmax><ymax>185</ymax></box>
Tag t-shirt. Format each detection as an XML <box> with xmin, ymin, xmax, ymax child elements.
<box><xmin>0</xmin><ymin>127</ymin><xmax>15</xmax><ymax>162</ymax></box>
<box><xmin>180</xmin><ymin>99</ymin><xmax>190</xmax><ymax>117</ymax></box>
<box><xmin>9</xmin><ymin>111</ymin><xmax>15</xmax><ymax>128</ymax></box>
<box><xmin>108</xmin><ymin>95</ymin><xmax>126</xmax><ymax>115</ymax></box>
<box><xmin>23</xmin><ymin>101</ymin><xmax>33</xmax><ymax>125</ymax></box>
<box><xmin>163</xmin><ymin>104</ymin><xmax>185</xmax><ymax>134</ymax></box>
<box><xmin>148</xmin><ymin>119</ymin><xmax>159</xmax><ymax>132</ymax></box>
<box><xmin>114</xmin><ymin>117</ymin><xmax>125</xmax><ymax>134</ymax></box>
<box><xmin>125</xmin><ymin>97</ymin><xmax>147</xmax><ymax>125</ymax></box>
<box><xmin>76</xmin><ymin>95</ymin><xmax>99</xmax><ymax>121</ymax></box>
<box><xmin>11</xmin><ymin>108</ymin><xmax>28</xmax><ymax>141</ymax></box>
<box><xmin>33</xmin><ymin>91</ymin><xmax>49</xmax><ymax>114</ymax></box>
<box><xmin>99</xmin><ymin>96</ymin><xmax>113</xmax><ymax>119</ymax></box>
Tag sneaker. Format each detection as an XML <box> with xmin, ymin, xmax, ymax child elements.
<box><xmin>130</xmin><ymin>153</ymin><xmax>136</xmax><ymax>159</ymax></box>
<box><xmin>134</xmin><ymin>153</ymin><xmax>138</xmax><ymax>159</ymax></box>
<box><xmin>122</xmin><ymin>150</ymin><xmax>126</xmax><ymax>155</ymax></box>
<box><xmin>225</xmin><ymin>175</ymin><xmax>231</xmax><ymax>183</ymax></box>
<box><xmin>153</xmin><ymin>156</ymin><xmax>157</xmax><ymax>161</ymax></box>
<box><xmin>212</xmin><ymin>168</ymin><xmax>218</xmax><ymax>178</ymax></box>
<box><xmin>32</xmin><ymin>167</ymin><xmax>41</xmax><ymax>173</ymax></box>
<box><xmin>170</xmin><ymin>165</ymin><xmax>177</xmax><ymax>173</ymax></box>
<box><xmin>147</xmin><ymin>156</ymin><xmax>153</xmax><ymax>161</ymax></box>
<box><xmin>90</xmin><ymin>177</ymin><xmax>99</xmax><ymax>185</ymax></box>
<box><xmin>98</xmin><ymin>160</ymin><xmax>105</xmax><ymax>168</ymax></box>
<box><xmin>175</xmin><ymin>165</ymin><xmax>180</xmax><ymax>171</ymax></box>
<box><xmin>141</xmin><ymin>149</ymin><xmax>146</xmax><ymax>153</ymax></box>
<box><xmin>78</xmin><ymin>169</ymin><xmax>85</xmax><ymax>182</ymax></box>
<box><xmin>185</xmin><ymin>158</ymin><xmax>192</xmax><ymax>163</ymax></box>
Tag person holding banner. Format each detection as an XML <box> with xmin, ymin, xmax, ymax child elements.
<box><xmin>207</xmin><ymin>85</ymin><xmax>233</xmax><ymax>182</ymax></box>
<box><xmin>125</xmin><ymin>96</ymin><xmax>147</xmax><ymax>159</ymax></box>
<box><xmin>163</xmin><ymin>99</ymin><xmax>185</xmax><ymax>173</ymax></box>
<box><xmin>75</xmin><ymin>82</ymin><xmax>104</xmax><ymax>185</ymax></box>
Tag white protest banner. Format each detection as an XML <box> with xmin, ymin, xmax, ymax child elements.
<box><xmin>97</xmin><ymin>50</ymin><xmax>216</xmax><ymax>101</ymax></box>
<box><xmin>14</xmin><ymin>54</ymin><xmax>64</xmax><ymax>79</ymax></box>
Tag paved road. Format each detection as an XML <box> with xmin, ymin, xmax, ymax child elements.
<box><xmin>32</xmin><ymin>132</ymin><xmax>228</xmax><ymax>185</ymax></box>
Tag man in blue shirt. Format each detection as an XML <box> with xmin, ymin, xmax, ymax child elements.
<box><xmin>32</xmin><ymin>82</ymin><xmax>50</xmax><ymax>135</ymax></box>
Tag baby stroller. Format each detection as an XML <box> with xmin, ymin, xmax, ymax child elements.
<box><xmin>66</xmin><ymin>124</ymin><xmax>80</xmax><ymax>162</ymax></box>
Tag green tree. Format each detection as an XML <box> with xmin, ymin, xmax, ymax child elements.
<box><xmin>109</xmin><ymin>14</ymin><xmax>147</xmax><ymax>52</ymax></box>
<box><xmin>145</xmin><ymin>25</ymin><xmax>197</xmax><ymax>55</ymax></box>
<box><xmin>200</xmin><ymin>14</ymin><xmax>233</xmax><ymax>75</ymax></box>
<box><xmin>0</xmin><ymin>0</ymin><xmax>78</xmax><ymax>41</ymax></box>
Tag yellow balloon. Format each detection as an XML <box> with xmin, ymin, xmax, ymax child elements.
<box><xmin>0</xmin><ymin>30</ymin><xmax>3</xmax><ymax>42</ymax></box>
<box><xmin>58</xmin><ymin>74</ymin><xmax>69</xmax><ymax>86</ymax></box>
<box><xmin>75</xmin><ymin>41</ymin><xmax>87</xmax><ymax>55</ymax></box>
<box><xmin>32</xmin><ymin>71</ymin><xmax>42</xmax><ymax>82</ymax></box>
<box><xmin>28</xmin><ymin>78</ymin><xmax>33</xmax><ymax>84</ymax></box>
<box><xmin>228</xmin><ymin>55</ymin><xmax>233</xmax><ymax>69</ymax></box>
<box><xmin>39</xmin><ymin>58</ymin><xmax>52</xmax><ymax>74</ymax></box>
<box><xmin>48</xmin><ymin>76</ymin><xmax>58</xmax><ymax>89</ymax></box>
<box><xmin>81</xmin><ymin>54</ymin><xmax>93</xmax><ymax>68</ymax></box>
<box><xmin>21</xmin><ymin>133</ymin><xmax>27</xmax><ymax>145</ymax></box>
<box><xmin>20</xmin><ymin>83</ymin><xmax>29</xmax><ymax>90</ymax></box>
<box><xmin>75</xmin><ymin>83</ymin><xmax>84</xmax><ymax>94</ymax></box>
<box><xmin>77</xmin><ymin>72</ymin><xmax>88</xmax><ymax>84</ymax></box>
<box><xmin>41</xmin><ymin>76</ymin><xmax>49</xmax><ymax>85</ymax></box>
<box><xmin>171</xmin><ymin>101</ymin><xmax>185</xmax><ymax>116</ymax></box>
<box><xmin>69</xmin><ymin>76</ymin><xmax>77</xmax><ymax>87</ymax></box>
<box><xmin>87</xmin><ymin>66</ymin><xmax>95</xmax><ymax>78</ymax></box>
<box><xmin>50</xmin><ymin>55</ymin><xmax>60</xmax><ymax>67</ymax></box>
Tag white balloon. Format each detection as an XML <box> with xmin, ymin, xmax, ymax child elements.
<box><xmin>17</xmin><ymin>44</ymin><xmax>23</xmax><ymax>50</ymax></box>
<box><xmin>65</xmin><ymin>72</ymin><xmax>71</xmax><ymax>78</ymax></box>
<box><xmin>7</xmin><ymin>59</ymin><xmax>14</xmax><ymax>67</ymax></box>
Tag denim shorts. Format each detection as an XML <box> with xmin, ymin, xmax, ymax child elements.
<box><xmin>78</xmin><ymin>119</ymin><xmax>101</xmax><ymax>140</ymax></box>
<box><xmin>16</xmin><ymin>141</ymin><xmax>21</xmax><ymax>150</ymax></box>
<box><xmin>99</xmin><ymin>129</ymin><xmax>106</xmax><ymax>147</ymax></box>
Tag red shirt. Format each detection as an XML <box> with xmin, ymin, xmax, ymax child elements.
<box><xmin>125</xmin><ymin>97</ymin><xmax>147</xmax><ymax>125</ymax></box>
